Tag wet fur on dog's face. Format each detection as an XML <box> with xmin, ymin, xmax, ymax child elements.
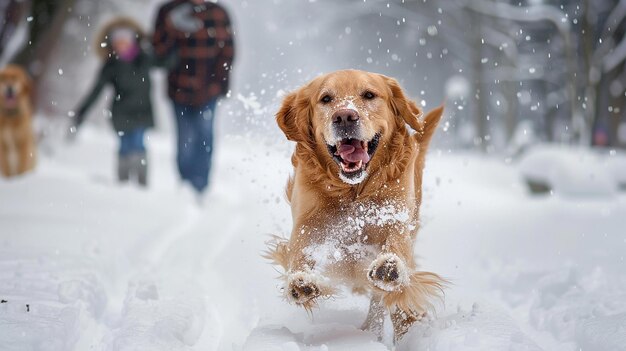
<box><xmin>277</xmin><ymin>70</ymin><xmax>425</xmax><ymax>185</ymax></box>
<box><xmin>0</xmin><ymin>65</ymin><xmax>32</xmax><ymax>113</ymax></box>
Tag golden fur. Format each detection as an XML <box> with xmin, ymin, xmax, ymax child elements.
<box><xmin>0</xmin><ymin>64</ymin><xmax>36</xmax><ymax>177</ymax></box>
<box><xmin>266</xmin><ymin>70</ymin><xmax>446</xmax><ymax>341</ymax></box>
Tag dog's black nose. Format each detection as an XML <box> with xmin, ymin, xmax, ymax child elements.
<box><xmin>6</xmin><ymin>86</ymin><xmax>15</xmax><ymax>98</ymax></box>
<box><xmin>332</xmin><ymin>109</ymin><xmax>360</xmax><ymax>126</ymax></box>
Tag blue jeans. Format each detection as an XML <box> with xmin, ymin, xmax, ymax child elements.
<box><xmin>173</xmin><ymin>101</ymin><xmax>217</xmax><ymax>193</ymax></box>
<box><xmin>119</xmin><ymin>128</ymin><xmax>146</xmax><ymax>156</ymax></box>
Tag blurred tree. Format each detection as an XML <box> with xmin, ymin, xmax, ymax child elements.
<box><xmin>11</xmin><ymin>0</ymin><xmax>76</xmax><ymax>79</ymax></box>
<box><xmin>581</xmin><ymin>0</ymin><xmax>626</xmax><ymax>148</ymax></box>
<box><xmin>323</xmin><ymin>0</ymin><xmax>626</xmax><ymax>150</ymax></box>
<box><xmin>0</xmin><ymin>0</ymin><xmax>24</xmax><ymax>58</ymax></box>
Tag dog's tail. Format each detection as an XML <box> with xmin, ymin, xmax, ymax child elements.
<box><xmin>416</xmin><ymin>105</ymin><xmax>444</xmax><ymax>151</ymax></box>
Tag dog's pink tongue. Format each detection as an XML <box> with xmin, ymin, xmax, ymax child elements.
<box><xmin>338</xmin><ymin>140</ymin><xmax>370</xmax><ymax>163</ymax></box>
<box><xmin>4</xmin><ymin>96</ymin><xmax>17</xmax><ymax>108</ymax></box>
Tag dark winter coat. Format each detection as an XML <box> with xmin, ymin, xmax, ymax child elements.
<box><xmin>75</xmin><ymin>18</ymin><xmax>175</xmax><ymax>132</ymax></box>
<box><xmin>76</xmin><ymin>51</ymin><xmax>164</xmax><ymax>132</ymax></box>
<box><xmin>153</xmin><ymin>0</ymin><xmax>235</xmax><ymax>107</ymax></box>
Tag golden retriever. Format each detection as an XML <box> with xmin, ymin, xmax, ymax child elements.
<box><xmin>266</xmin><ymin>69</ymin><xmax>446</xmax><ymax>342</ymax></box>
<box><xmin>0</xmin><ymin>64</ymin><xmax>36</xmax><ymax>178</ymax></box>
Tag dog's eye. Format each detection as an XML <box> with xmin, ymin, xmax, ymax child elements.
<box><xmin>363</xmin><ymin>91</ymin><xmax>376</xmax><ymax>100</ymax></box>
<box><xmin>320</xmin><ymin>94</ymin><xmax>333</xmax><ymax>104</ymax></box>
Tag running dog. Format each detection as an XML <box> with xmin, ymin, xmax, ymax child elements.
<box><xmin>267</xmin><ymin>69</ymin><xmax>446</xmax><ymax>341</ymax></box>
<box><xmin>0</xmin><ymin>64</ymin><xmax>36</xmax><ymax>177</ymax></box>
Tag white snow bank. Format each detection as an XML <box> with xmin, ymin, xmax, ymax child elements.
<box><xmin>243</xmin><ymin>295</ymin><xmax>390</xmax><ymax>351</ymax></box>
<box><xmin>401</xmin><ymin>303</ymin><xmax>543</xmax><ymax>351</ymax></box>
<box><xmin>607</xmin><ymin>152</ymin><xmax>626</xmax><ymax>188</ymax></box>
<box><xmin>525</xmin><ymin>267</ymin><xmax>626</xmax><ymax>350</ymax></box>
<box><xmin>518</xmin><ymin>144</ymin><xmax>625</xmax><ymax>197</ymax></box>
<box><xmin>244</xmin><ymin>324</ymin><xmax>388</xmax><ymax>351</ymax></box>
<box><xmin>576</xmin><ymin>313</ymin><xmax>626</xmax><ymax>351</ymax></box>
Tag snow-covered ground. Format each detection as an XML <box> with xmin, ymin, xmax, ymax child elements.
<box><xmin>1</xmin><ymin>125</ymin><xmax>626</xmax><ymax>351</ymax></box>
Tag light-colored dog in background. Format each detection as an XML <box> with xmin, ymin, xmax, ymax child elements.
<box><xmin>0</xmin><ymin>64</ymin><xmax>36</xmax><ymax>177</ymax></box>
<box><xmin>267</xmin><ymin>69</ymin><xmax>446</xmax><ymax>342</ymax></box>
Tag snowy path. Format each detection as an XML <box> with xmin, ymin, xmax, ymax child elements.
<box><xmin>1</xmin><ymin>128</ymin><xmax>626</xmax><ymax>350</ymax></box>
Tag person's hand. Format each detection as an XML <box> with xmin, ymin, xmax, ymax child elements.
<box><xmin>168</xmin><ymin>3</ymin><xmax>203</xmax><ymax>33</ymax></box>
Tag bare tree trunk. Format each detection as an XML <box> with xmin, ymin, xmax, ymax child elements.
<box><xmin>581</xmin><ymin>0</ymin><xmax>601</xmax><ymax>147</ymax></box>
<box><xmin>546</xmin><ymin>108</ymin><xmax>557</xmax><ymax>142</ymax></box>
<box><xmin>10</xmin><ymin>0</ymin><xmax>76</xmax><ymax>107</ymax></box>
<box><xmin>0</xmin><ymin>0</ymin><xmax>24</xmax><ymax>59</ymax></box>
<box><xmin>471</xmin><ymin>9</ymin><xmax>487</xmax><ymax>152</ymax></box>
<box><xmin>592</xmin><ymin>64</ymin><xmax>622</xmax><ymax>147</ymax></box>
<box><xmin>13</xmin><ymin>0</ymin><xmax>76</xmax><ymax>70</ymax></box>
<box><xmin>503</xmin><ymin>75</ymin><xmax>518</xmax><ymax>143</ymax></box>
<box><xmin>466</xmin><ymin>0</ymin><xmax>578</xmax><ymax>145</ymax></box>
<box><xmin>610</xmin><ymin>98</ymin><xmax>622</xmax><ymax>148</ymax></box>
<box><xmin>608</xmin><ymin>67</ymin><xmax>626</xmax><ymax>147</ymax></box>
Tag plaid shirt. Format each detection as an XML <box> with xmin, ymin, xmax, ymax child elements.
<box><xmin>153</xmin><ymin>0</ymin><xmax>235</xmax><ymax>106</ymax></box>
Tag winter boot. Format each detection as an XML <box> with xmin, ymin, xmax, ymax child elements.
<box><xmin>117</xmin><ymin>154</ymin><xmax>132</xmax><ymax>183</ymax></box>
<box><xmin>131</xmin><ymin>152</ymin><xmax>148</xmax><ymax>187</ymax></box>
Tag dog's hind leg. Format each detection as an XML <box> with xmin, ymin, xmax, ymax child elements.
<box><xmin>16</xmin><ymin>138</ymin><xmax>35</xmax><ymax>174</ymax></box>
<box><xmin>391</xmin><ymin>308</ymin><xmax>425</xmax><ymax>343</ymax></box>
<box><xmin>26</xmin><ymin>139</ymin><xmax>36</xmax><ymax>172</ymax></box>
<box><xmin>361</xmin><ymin>296</ymin><xmax>386</xmax><ymax>341</ymax></box>
<box><xmin>366</xmin><ymin>230</ymin><xmax>445</xmax><ymax>341</ymax></box>
<box><xmin>0</xmin><ymin>138</ymin><xmax>11</xmax><ymax>177</ymax></box>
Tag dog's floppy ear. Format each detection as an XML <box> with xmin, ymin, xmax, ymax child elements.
<box><xmin>276</xmin><ymin>91</ymin><xmax>300</xmax><ymax>142</ymax></box>
<box><xmin>384</xmin><ymin>76</ymin><xmax>423</xmax><ymax>132</ymax></box>
<box><xmin>276</xmin><ymin>90</ymin><xmax>311</xmax><ymax>143</ymax></box>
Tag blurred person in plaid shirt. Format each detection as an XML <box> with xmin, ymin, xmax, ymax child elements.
<box><xmin>153</xmin><ymin>0</ymin><xmax>235</xmax><ymax>196</ymax></box>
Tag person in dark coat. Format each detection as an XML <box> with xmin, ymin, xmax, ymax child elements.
<box><xmin>153</xmin><ymin>0</ymin><xmax>235</xmax><ymax>196</ymax></box>
<box><xmin>72</xmin><ymin>18</ymin><xmax>174</xmax><ymax>186</ymax></box>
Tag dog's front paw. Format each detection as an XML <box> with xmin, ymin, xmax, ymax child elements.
<box><xmin>368</xmin><ymin>253</ymin><xmax>409</xmax><ymax>292</ymax></box>
<box><xmin>286</xmin><ymin>271</ymin><xmax>322</xmax><ymax>307</ymax></box>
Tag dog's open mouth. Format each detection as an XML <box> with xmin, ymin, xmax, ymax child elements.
<box><xmin>327</xmin><ymin>133</ymin><xmax>380</xmax><ymax>183</ymax></box>
<box><xmin>3</xmin><ymin>90</ymin><xmax>17</xmax><ymax>109</ymax></box>
<box><xmin>3</xmin><ymin>97</ymin><xmax>17</xmax><ymax>109</ymax></box>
